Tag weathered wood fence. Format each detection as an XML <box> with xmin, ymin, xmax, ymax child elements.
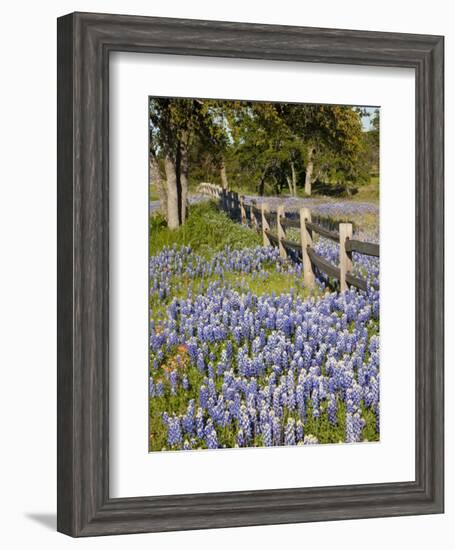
<box><xmin>198</xmin><ymin>182</ymin><xmax>379</xmax><ymax>292</ymax></box>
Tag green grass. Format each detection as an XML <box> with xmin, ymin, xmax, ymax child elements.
<box><xmin>228</xmin><ymin>270</ymin><xmax>312</xmax><ymax>299</ymax></box>
<box><xmin>350</xmin><ymin>175</ymin><xmax>380</xmax><ymax>202</ymax></box>
<box><xmin>149</xmin><ymin>258</ymin><xmax>318</xmax><ymax>323</ymax></box>
<box><xmin>150</xmin><ymin>200</ymin><xmax>261</xmax><ymax>257</ymax></box>
<box><xmin>149</xmin><ymin>184</ymin><xmax>160</xmax><ymax>201</ymax></box>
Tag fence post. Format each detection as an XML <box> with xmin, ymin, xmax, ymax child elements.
<box><xmin>240</xmin><ymin>196</ymin><xmax>246</xmax><ymax>224</ymax></box>
<box><xmin>261</xmin><ymin>203</ymin><xmax>271</xmax><ymax>247</ymax></box>
<box><xmin>229</xmin><ymin>191</ymin><xmax>234</xmax><ymax>215</ymax></box>
<box><xmin>250</xmin><ymin>201</ymin><xmax>257</xmax><ymax>230</ymax></box>
<box><xmin>339</xmin><ymin>222</ymin><xmax>353</xmax><ymax>292</ymax></box>
<box><xmin>234</xmin><ymin>193</ymin><xmax>238</xmax><ymax>216</ymax></box>
<box><xmin>277</xmin><ymin>205</ymin><xmax>287</xmax><ymax>259</ymax></box>
<box><xmin>300</xmin><ymin>207</ymin><xmax>315</xmax><ymax>289</ymax></box>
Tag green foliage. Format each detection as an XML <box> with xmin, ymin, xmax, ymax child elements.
<box><xmin>308</xmin><ymin>106</ymin><xmax>371</xmax><ymax>193</ymax></box>
<box><xmin>351</xmin><ymin>176</ymin><xmax>380</xmax><ymax>202</ymax></box>
<box><xmin>150</xmin><ymin>97</ymin><xmax>380</xmax><ymax>203</ymax></box>
<box><xmin>364</xmin><ymin>109</ymin><xmax>380</xmax><ymax>175</ymax></box>
<box><xmin>149</xmin><ymin>184</ymin><xmax>160</xmax><ymax>201</ymax></box>
<box><xmin>149</xmin><ymin>97</ymin><xmax>225</xmax><ymax>155</ymax></box>
<box><xmin>149</xmin><ymin>200</ymin><xmax>261</xmax><ymax>257</ymax></box>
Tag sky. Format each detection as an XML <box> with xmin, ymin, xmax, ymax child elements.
<box><xmin>361</xmin><ymin>106</ymin><xmax>379</xmax><ymax>131</ymax></box>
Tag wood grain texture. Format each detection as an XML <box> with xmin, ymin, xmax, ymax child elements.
<box><xmin>305</xmin><ymin>221</ymin><xmax>339</xmax><ymax>242</ymax></box>
<box><xmin>57</xmin><ymin>11</ymin><xmax>444</xmax><ymax>537</ymax></box>
<box><xmin>57</xmin><ymin>13</ymin><xmax>75</xmax><ymax>536</ymax></box>
<box><xmin>345</xmin><ymin>239</ymin><xmax>380</xmax><ymax>257</ymax></box>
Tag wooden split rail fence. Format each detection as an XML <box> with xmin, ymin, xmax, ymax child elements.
<box><xmin>198</xmin><ymin>182</ymin><xmax>379</xmax><ymax>292</ymax></box>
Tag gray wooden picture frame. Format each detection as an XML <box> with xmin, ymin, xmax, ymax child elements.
<box><xmin>57</xmin><ymin>11</ymin><xmax>444</xmax><ymax>537</ymax></box>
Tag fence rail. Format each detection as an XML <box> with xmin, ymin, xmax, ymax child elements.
<box><xmin>197</xmin><ymin>182</ymin><xmax>379</xmax><ymax>292</ymax></box>
<box><xmin>280</xmin><ymin>217</ymin><xmax>300</xmax><ymax>229</ymax></box>
<box><xmin>345</xmin><ymin>239</ymin><xmax>380</xmax><ymax>257</ymax></box>
<box><xmin>307</xmin><ymin>247</ymin><xmax>341</xmax><ymax>280</ymax></box>
<box><xmin>305</xmin><ymin>221</ymin><xmax>339</xmax><ymax>243</ymax></box>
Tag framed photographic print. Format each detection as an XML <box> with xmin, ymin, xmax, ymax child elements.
<box><xmin>57</xmin><ymin>12</ymin><xmax>444</xmax><ymax>536</ymax></box>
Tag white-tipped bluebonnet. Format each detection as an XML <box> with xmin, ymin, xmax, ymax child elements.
<box><xmin>166</xmin><ymin>415</ymin><xmax>182</xmax><ymax>447</ymax></box>
<box><xmin>149</xmin><ymin>241</ymin><xmax>380</xmax><ymax>451</ymax></box>
<box><xmin>262</xmin><ymin>422</ymin><xmax>272</xmax><ymax>446</ymax></box>
<box><xmin>284</xmin><ymin>418</ymin><xmax>296</xmax><ymax>446</ymax></box>
<box><xmin>195</xmin><ymin>408</ymin><xmax>204</xmax><ymax>439</ymax></box>
<box><xmin>204</xmin><ymin>419</ymin><xmax>218</xmax><ymax>449</ymax></box>
<box><xmin>169</xmin><ymin>369</ymin><xmax>178</xmax><ymax>396</ymax></box>
<box><xmin>295</xmin><ymin>419</ymin><xmax>304</xmax><ymax>442</ymax></box>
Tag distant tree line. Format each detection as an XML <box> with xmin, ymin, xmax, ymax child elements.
<box><xmin>149</xmin><ymin>97</ymin><xmax>379</xmax><ymax>229</ymax></box>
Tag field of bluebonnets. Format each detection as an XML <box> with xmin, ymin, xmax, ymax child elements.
<box><xmin>149</xmin><ymin>197</ymin><xmax>380</xmax><ymax>452</ymax></box>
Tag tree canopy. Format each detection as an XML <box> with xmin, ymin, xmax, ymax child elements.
<box><xmin>149</xmin><ymin>97</ymin><xmax>379</xmax><ymax>228</ymax></box>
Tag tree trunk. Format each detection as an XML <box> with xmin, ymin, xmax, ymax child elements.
<box><xmin>165</xmin><ymin>154</ymin><xmax>180</xmax><ymax>229</ymax></box>
<box><xmin>258</xmin><ymin>176</ymin><xmax>266</xmax><ymax>196</ymax></box>
<box><xmin>149</xmin><ymin>154</ymin><xmax>167</xmax><ymax>217</ymax></box>
<box><xmin>290</xmin><ymin>161</ymin><xmax>297</xmax><ymax>196</ymax></box>
<box><xmin>258</xmin><ymin>166</ymin><xmax>269</xmax><ymax>196</ymax></box>
<box><xmin>220</xmin><ymin>160</ymin><xmax>229</xmax><ymax>190</ymax></box>
<box><xmin>273</xmin><ymin>176</ymin><xmax>280</xmax><ymax>195</ymax></box>
<box><xmin>286</xmin><ymin>175</ymin><xmax>293</xmax><ymax>196</ymax></box>
<box><xmin>304</xmin><ymin>146</ymin><xmax>315</xmax><ymax>196</ymax></box>
<box><xmin>179</xmin><ymin>139</ymin><xmax>189</xmax><ymax>222</ymax></box>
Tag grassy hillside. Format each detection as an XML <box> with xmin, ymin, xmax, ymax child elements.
<box><xmin>150</xmin><ymin>201</ymin><xmax>261</xmax><ymax>257</ymax></box>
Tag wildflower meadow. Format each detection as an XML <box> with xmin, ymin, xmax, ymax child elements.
<box><xmin>149</xmin><ymin>201</ymin><xmax>380</xmax><ymax>451</ymax></box>
<box><xmin>148</xmin><ymin>97</ymin><xmax>380</xmax><ymax>452</ymax></box>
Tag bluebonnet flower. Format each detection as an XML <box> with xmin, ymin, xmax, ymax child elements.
<box><xmin>327</xmin><ymin>393</ymin><xmax>338</xmax><ymax>425</ymax></box>
<box><xmin>149</xmin><ymin>239</ymin><xmax>380</xmax><ymax>451</ymax></box>
<box><xmin>311</xmin><ymin>388</ymin><xmax>320</xmax><ymax>419</ymax></box>
<box><xmin>166</xmin><ymin>415</ymin><xmax>182</xmax><ymax>447</ymax></box>
<box><xmin>204</xmin><ymin>419</ymin><xmax>218</xmax><ymax>449</ymax></box>
<box><xmin>345</xmin><ymin>410</ymin><xmax>363</xmax><ymax>443</ymax></box>
<box><xmin>374</xmin><ymin>403</ymin><xmax>380</xmax><ymax>433</ymax></box>
<box><xmin>169</xmin><ymin>369</ymin><xmax>178</xmax><ymax>396</ymax></box>
<box><xmin>182</xmin><ymin>399</ymin><xmax>195</xmax><ymax>435</ymax></box>
<box><xmin>240</xmin><ymin>406</ymin><xmax>252</xmax><ymax>442</ymax></box>
<box><xmin>236</xmin><ymin>428</ymin><xmax>245</xmax><ymax>447</ymax></box>
<box><xmin>295</xmin><ymin>419</ymin><xmax>304</xmax><ymax>442</ymax></box>
<box><xmin>208</xmin><ymin>361</ymin><xmax>215</xmax><ymax>380</ymax></box>
<box><xmin>262</xmin><ymin>422</ymin><xmax>272</xmax><ymax>446</ymax></box>
<box><xmin>199</xmin><ymin>385</ymin><xmax>208</xmax><ymax>409</ymax></box>
<box><xmin>195</xmin><ymin>408</ymin><xmax>204</xmax><ymax>439</ymax></box>
<box><xmin>196</xmin><ymin>352</ymin><xmax>205</xmax><ymax>373</ymax></box>
<box><xmin>284</xmin><ymin>418</ymin><xmax>296</xmax><ymax>446</ymax></box>
<box><xmin>272</xmin><ymin>413</ymin><xmax>281</xmax><ymax>446</ymax></box>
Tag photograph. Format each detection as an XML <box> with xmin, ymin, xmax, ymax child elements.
<box><xmin>148</xmin><ymin>97</ymin><xmax>380</xmax><ymax>452</ymax></box>
<box><xmin>0</xmin><ymin>0</ymin><xmax>447</xmax><ymax>544</ymax></box>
